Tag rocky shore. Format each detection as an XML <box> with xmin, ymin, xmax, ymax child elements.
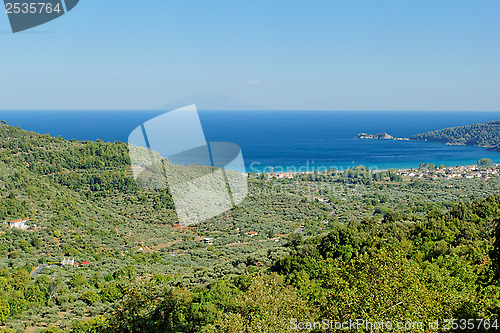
<box><xmin>356</xmin><ymin>132</ymin><xmax>409</xmax><ymax>140</ymax></box>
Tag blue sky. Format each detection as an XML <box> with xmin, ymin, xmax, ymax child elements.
<box><xmin>0</xmin><ymin>0</ymin><xmax>499</xmax><ymax>110</ymax></box>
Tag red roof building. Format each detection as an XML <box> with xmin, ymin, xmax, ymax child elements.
<box><xmin>8</xmin><ymin>218</ymin><xmax>29</xmax><ymax>229</ymax></box>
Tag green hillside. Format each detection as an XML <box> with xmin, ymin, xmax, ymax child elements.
<box><xmin>411</xmin><ymin>119</ymin><xmax>500</xmax><ymax>151</ymax></box>
<box><xmin>0</xmin><ymin>124</ymin><xmax>499</xmax><ymax>332</ymax></box>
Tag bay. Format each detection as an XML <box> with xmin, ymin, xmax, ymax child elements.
<box><xmin>1</xmin><ymin>110</ymin><xmax>499</xmax><ymax>172</ymax></box>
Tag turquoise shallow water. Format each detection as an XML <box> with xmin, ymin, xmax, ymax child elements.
<box><xmin>1</xmin><ymin>110</ymin><xmax>499</xmax><ymax>172</ymax></box>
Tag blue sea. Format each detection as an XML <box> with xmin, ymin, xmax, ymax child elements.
<box><xmin>1</xmin><ymin>110</ymin><xmax>499</xmax><ymax>172</ymax></box>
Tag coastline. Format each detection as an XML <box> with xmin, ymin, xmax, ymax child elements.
<box><xmin>258</xmin><ymin>163</ymin><xmax>500</xmax><ymax>181</ymax></box>
<box><xmin>248</xmin><ymin>162</ymin><xmax>500</xmax><ymax>176</ymax></box>
<box><xmin>2</xmin><ymin>111</ymin><xmax>500</xmax><ymax>176</ymax></box>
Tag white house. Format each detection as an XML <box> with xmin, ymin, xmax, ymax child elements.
<box><xmin>61</xmin><ymin>257</ymin><xmax>76</xmax><ymax>267</ymax></box>
<box><xmin>201</xmin><ymin>238</ymin><xmax>213</xmax><ymax>245</ymax></box>
<box><xmin>8</xmin><ymin>218</ymin><xmax>29</xmax><ymax>229</ymax></box>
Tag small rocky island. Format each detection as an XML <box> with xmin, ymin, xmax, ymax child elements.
<box><xmin>356</xmin><ymin>132</ymin><xmax>409</xmax><ymax>140</ymax></box>
<box><xmin>356</xmin><ymin>132</ymin><xmax>393</xmax><ymax>140</ymax></box>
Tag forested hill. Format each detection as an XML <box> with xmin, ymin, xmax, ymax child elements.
<box><xmin>411</xmin><ymin>119</ymin><xmax>500</xmax><ymax>151</ymax></box>
<box><xmin>0</xmin><ymin>123</ymin><xmax>500</xmax><ymax>332</ymax></box>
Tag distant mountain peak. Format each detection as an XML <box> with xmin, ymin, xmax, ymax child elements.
<box><xmin>157</xmin><ymin>93</ymin><xmax>269</xmax><ymax>111</ymax></box>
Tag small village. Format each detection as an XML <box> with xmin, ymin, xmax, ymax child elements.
<box><xmin>266</xmin><ymin>163</ymin><xmax>500</xmax><ymax>181</ymax></box>
<box><xmin>396</xmin><ymin>163</ymin><xmax>500</xmax><ymax>180</ymax></box>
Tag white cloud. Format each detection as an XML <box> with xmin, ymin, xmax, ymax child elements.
<box><xmin>248</xmin><ymin>80</ymin><xmax>263</xmax><ymax>85</ymax></box>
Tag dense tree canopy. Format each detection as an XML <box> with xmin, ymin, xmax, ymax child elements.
<box><xmin>0</xmin><ymin>124</ymin><xmax>498</xmax><ymax>332</ymax></box>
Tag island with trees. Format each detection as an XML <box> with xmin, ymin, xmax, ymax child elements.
<box><xmin>357</xmin><ymin>119</ymin><xmax>500</xmax><ymax>151</ymax></box>
<box><xmin>411</xmin><ymin>119</ymin><xmax>500</xmax><ymax>151</ymax></box>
